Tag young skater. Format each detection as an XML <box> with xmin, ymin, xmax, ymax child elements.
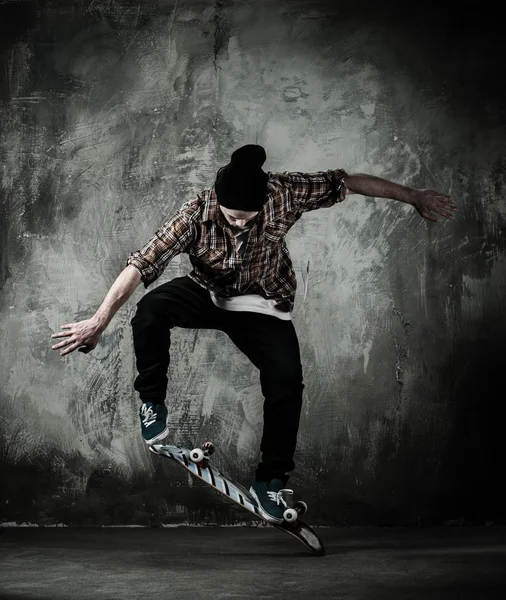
<box><xmin>51</xmin><ymin>144</ymin><xmax>456</xmax><ymax>523</ymax></box>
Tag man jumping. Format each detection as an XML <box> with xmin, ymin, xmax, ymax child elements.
<box><xmin>51</xmin><ymin>144</ymin><xmax>457</xmax><ymax>524</ymax></box>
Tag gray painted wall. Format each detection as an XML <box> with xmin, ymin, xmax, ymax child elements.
<box><xmin>1</xmin><ymin>0</ymin><xmax>504</xmax><ymax>526</ymax></box>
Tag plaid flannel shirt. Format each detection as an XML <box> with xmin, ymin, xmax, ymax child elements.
<box><xmin>126</xmin><ymin>168</ymin><xmax>347</xmax><ymax>312</ymax></box>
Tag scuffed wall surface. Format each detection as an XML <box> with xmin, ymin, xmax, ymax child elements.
<box><xmin>1</xmin><ymin>0</ymin><xmax>504</xmax><ymax>525</ymax></box>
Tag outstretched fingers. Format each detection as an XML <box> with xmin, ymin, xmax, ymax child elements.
<box><xmin>438</xmin><ymin>196</ymin><xmax>458</xmax><ymax>218</ymax></box>
<box><xmin>423</xmin><ymin>212</ymin><xmax>439</xmax><ymax>222</ymax></box>
<box><xmin>60</xmin><ymin>341</ymin><xmax>83</xmax><ymax>356</ymax></box>
<box><xmin>437</xmin><ymin>207</ymin><xmax>455</xmax><ymax>219</ymax></box>
<box><xmin>51</xmin><ymin>325</ymin><xmax>76</xmax><ymax>352</ymax></box>
<box><xmin>52</xmin><ymin>337</ymin><xmax>74</xmax><ymax>351</ymax></box>
<box><xmin>426</xmin><ymin>193</ymin><xmax>458</xmax><ymax>221</ymax></box>
<box><xmin>51</xmin><ymin>324</ymin><xmax>75</xmax><ymax>338</ymax></box>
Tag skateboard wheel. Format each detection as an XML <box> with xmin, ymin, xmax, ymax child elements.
<box><xmin>294</xmin><ymin>501</ymin><xmax>308</xmax><ymax>515</ymax></box>
<box><xmin>190</xmin><ymin>448</ymin><xmax>205</xmax><ymax>463</ymax></box>
<box><xmin>283</xmin><ymin>508</ymin><xmax>298</xmax><ymax>523</ymax></box>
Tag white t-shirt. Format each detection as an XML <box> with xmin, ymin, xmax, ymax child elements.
<box><xmin>209</xmin><ymin>222</ymin><xmax>292</xmax><ymax>321</ymax></box>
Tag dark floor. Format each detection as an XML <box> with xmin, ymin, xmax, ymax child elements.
<box><xmin>0</xmin><ymin>526</ymin><xmax>505</xmax><ymax>600</ymax></box>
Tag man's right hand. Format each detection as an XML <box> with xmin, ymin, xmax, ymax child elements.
<box><xmin>51</xmin><ymin>318</ymin><xmax>103</xmax><ymax>356</ymax></box>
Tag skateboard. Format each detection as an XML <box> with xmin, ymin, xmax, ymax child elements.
<box><xmin>149</xmin><ymin>442</ymin><xmax>325</xmax><ymax>556</ymax></box>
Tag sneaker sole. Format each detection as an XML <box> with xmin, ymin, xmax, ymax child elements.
<box><xmin>249</xmin><ymin>487</ymin><xmax>284</xmax><ymax>525</ymax></box>
<box><xmin>143</xmin><ymin>426</ymin><xmax>169</xmax><ymax>445</ymax></box>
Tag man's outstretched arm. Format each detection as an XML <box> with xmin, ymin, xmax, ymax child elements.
<box><xmin>344</xmin><ymin>173</ymin><xmax>458</xmax><ymax>222</ymax></box>
<box><xmin>51</xmin><ymin>265</ymin><xmax>142</xmax><ymax>356</ymax></box>
<box><xmin>51</xmin><ymin>200</ymin><xmax>198</xmax><ymax>357</ymax></box>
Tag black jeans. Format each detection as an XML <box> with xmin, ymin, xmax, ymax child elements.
<box><xmin>130</xmin><ymin>276</ymin><xmax>304</xmax><ymax>483</ymax></box>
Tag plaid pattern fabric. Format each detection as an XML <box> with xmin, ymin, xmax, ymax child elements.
<box><xmin>126</xmin><ymin>168</ymin><xmax>347</xmax><ymax>312</ymax></box>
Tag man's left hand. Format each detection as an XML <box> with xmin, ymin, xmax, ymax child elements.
<box><xmin>410</xmin><ymin>189</ymin><xmax>458</xmax><ymax>222</ymax></box>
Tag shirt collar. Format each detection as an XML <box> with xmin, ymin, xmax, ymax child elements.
<box><xmin>202</xmin><ymin>186</ymin><xmax>222</xmax><ymax>223</ymax></box>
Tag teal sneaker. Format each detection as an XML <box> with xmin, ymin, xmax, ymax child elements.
<box><xmin>249</xmin><ymin>478</ymin><xmax>293</xmax><ymax>524</ymax></box>
<box><xmin>139</xmin><ymin>402</ymin><xmax>168</xmax><ymax>444</ymax></box>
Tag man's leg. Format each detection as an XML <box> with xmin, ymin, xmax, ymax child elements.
<box><xmin>223</xmin><ymin>311</ymin><xmax>304</xmax><ymax>485</ymax></box>
<box><xmin>130</xmin><ymin>276</ymin><xmax>221</xmax><ymax>442</ymax></box>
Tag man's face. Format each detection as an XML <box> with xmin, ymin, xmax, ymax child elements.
<box><xmin>219</xmin><ymin>206</ymin><xmax>259</xmax><ymax>229</ymax></box>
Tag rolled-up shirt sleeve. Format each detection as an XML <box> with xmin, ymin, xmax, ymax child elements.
<box><xmin>281</xmin><ymin>168</ymin><xmax>348</xmax><ymax>213</ymax></box>
<box><xmin>126</xmin><ymin>209</ymin><xmax>196</xmax><ymax>288</ymax></box>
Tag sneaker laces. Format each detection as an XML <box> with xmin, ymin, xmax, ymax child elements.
<box><xmin>266</xmin><ymin>488</ymin><xmax>293</xmax><ymax>508</ymax></box>
<box><xmin>140</xmin><ymin>404</ymin><xmax>156</xmax><ymax>426</ymax></box>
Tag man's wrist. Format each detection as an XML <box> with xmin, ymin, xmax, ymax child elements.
<box><xmin>396</xmin><ymin>186</ymin><xmax>416</xmax><ymax>205</ymax></box>
<box><xmin>91</xmin><ymin>313</ymin><xmax>108</xmax><ymax>332</ymax></box>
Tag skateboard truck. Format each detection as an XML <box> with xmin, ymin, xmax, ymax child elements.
<box><xmin>274</xmin><ymin>488</ymin><xmax>308</xmax><ymax>524</ymax></box>
<box><xmin>283</xmin><ymin>500</ymin><xmax>308</xmax><ymax>523</ymax></box>
<box><xmin>189</xmin><ymin>441</ymin><xmax>215</xmax><ymax>467</ymax></box>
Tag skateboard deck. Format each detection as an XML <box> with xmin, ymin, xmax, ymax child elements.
<box><xmin>149</xmin><ymin>443</ymin><xmax>325</xmax><ymax>556</ymax></box>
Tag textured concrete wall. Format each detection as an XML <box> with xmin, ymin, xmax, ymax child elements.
<box><xmin>1</xmin><ymin>1</ymin><xmax>504</xmax><ymax>526</ymax></box>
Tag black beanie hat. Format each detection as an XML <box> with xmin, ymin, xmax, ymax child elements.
<box><xmin>214</xmin><ymin>144</ymin><xmax>269</xmax><ymax>211</ymax></box>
